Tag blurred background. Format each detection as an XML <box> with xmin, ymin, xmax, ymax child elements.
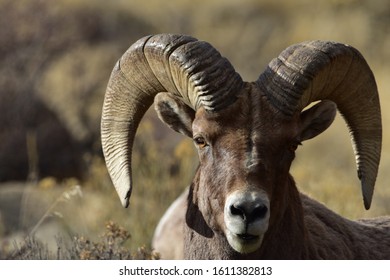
<box><xmin>0</xmin><ymin>0</ymin><xmax>389</xmax><ymax>258</ymax></box>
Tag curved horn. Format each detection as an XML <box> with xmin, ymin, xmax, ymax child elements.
<box><xmin>257</xmin><ymin>41</ymin><xmax>381</xmax><ymax>209</ymax></box>
<box><xmin>101</xmin><ymin>34</ymin><xmax>243</xmax><ymax>207</ymax></box>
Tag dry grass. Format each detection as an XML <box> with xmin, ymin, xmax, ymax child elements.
<box><xmin>0</xmin><ymin>0</ymin><xmax>389</xmax><ymax>259</ymax></box>
<box><xmin>9</xmin><ymin>221</ymin><xmax>159</xmax><ymax>260</ymax></box>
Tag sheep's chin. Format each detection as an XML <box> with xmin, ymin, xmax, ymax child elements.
<box><xmin>226</xmin><ymin>231</ymin><xmax>264</xmax><ymax>254</ymax></box>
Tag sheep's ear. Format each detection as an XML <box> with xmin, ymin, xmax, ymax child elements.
<box><xmin>154</xmin><ymin>92</ymin><xmax>195</xmax><ymax>138</ymax></box>
<box><xmin>298</xmin><ymin>100</ymin><xmax>337</xmax><ymax>142</ymax></box>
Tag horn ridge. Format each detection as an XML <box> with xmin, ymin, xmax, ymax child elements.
<box><xmin>169</xmin><ymin>40</ymin><xmax>243</xmax><ymax>111</ymax></box>
<box><xmin>101</xmin><ymin>34</ymin><xmax>243</xmax><ymax>207</ymax></box>
<box><xmin>257</xmin><ymin>40</ymin><xmax>381</xmax><ymax>209</ymax></box>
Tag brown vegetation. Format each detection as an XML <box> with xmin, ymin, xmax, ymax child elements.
<box><xmin>0</xmin><ymin>0</ymin><xmax>389</xmax><ymax>259</ymax></box>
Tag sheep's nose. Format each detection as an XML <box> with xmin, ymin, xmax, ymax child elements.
<box><xmin>229</xmin><ymin>200</ymin><xmax>268</xmax><ymax>224</ymax></box>
<box><xmin>225</xmin><ymin>190</ymin><xmax>270</xmax><ymax>227</ymax></box>
<box><xmin>224</xmin><ymin>190</ymin><xmax>270</xmax><ymax>253</ymax></box>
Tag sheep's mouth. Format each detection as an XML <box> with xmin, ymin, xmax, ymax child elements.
<box><xmin>237</xmin><ymin>233</ymin><xmax>258</xmax><ymax>241</ymax></box>
<box><xmin>226</xmin><ymin>231</ymin><xmax>264</xmax><ymax>254</ymax></box>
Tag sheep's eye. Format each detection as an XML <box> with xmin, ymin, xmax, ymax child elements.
<box><xmin>194</xmin><ymin>136</ymin><xmax>208</xmax><ymax>148</ymax></box>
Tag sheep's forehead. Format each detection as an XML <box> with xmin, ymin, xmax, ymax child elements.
<box><xmin>193</xmin><ymin>93</ymin><xmax>298</xmax><ymax>145</ymax></box>
<box><xmin>192</xmin><ymin>98</ymin><xmax>299</xmax><ymax>200</ymax></box>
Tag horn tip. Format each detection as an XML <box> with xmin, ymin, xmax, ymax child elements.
<box><xmin>363</xmin><ymin>196</ymin><xmax>371</xmax><ymax>210</ymax></box>
<box><xmin>121</xmin><ymin>191</ymin><xmax>131</xmax><ymax>208</ymax></box>
<box><xmin>359</xmin><ymin>174</ymin><xmax>374</xmax><ymax>210</ymax></box>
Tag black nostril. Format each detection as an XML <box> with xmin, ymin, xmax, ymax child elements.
<box><xmin>251</xmin><ymin>204</ymin><xmax>268</xmax><ymax>221</ymax></box>
<box><xmin>230</xmin><ymin>203</ymin><xmax>268</xmax><ymax>223</ymax></box>
<box><xmin>230</xmin><ymin>205</ymin><xmax>246</xmax><ymax>220</ymax></box>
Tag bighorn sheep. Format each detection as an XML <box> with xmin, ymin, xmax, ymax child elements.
<box><xmin>101</xmin><ymin>34</ymin><xmax>390</xmax><ymax>259</ymax></box>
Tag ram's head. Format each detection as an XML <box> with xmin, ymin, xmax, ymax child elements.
<box><xmin>101</xmin><ymin>34</ymin><xmax>381</xmax><ymax>254</ymax></box>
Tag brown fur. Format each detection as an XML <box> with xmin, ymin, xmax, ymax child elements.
<box><xmin>155</xmin><ymin>177</ymin><xmax>390</xmax><ymax>259</ymax></box>
<box><xmin>153</xmin><ymin>83</ymin><xmax>390</xmax><ymax>260</ymax></box>
<box><xmin>101</xmin><ymin>35</ymin><xmax>386</xmax><ymax>259</ymax></box>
